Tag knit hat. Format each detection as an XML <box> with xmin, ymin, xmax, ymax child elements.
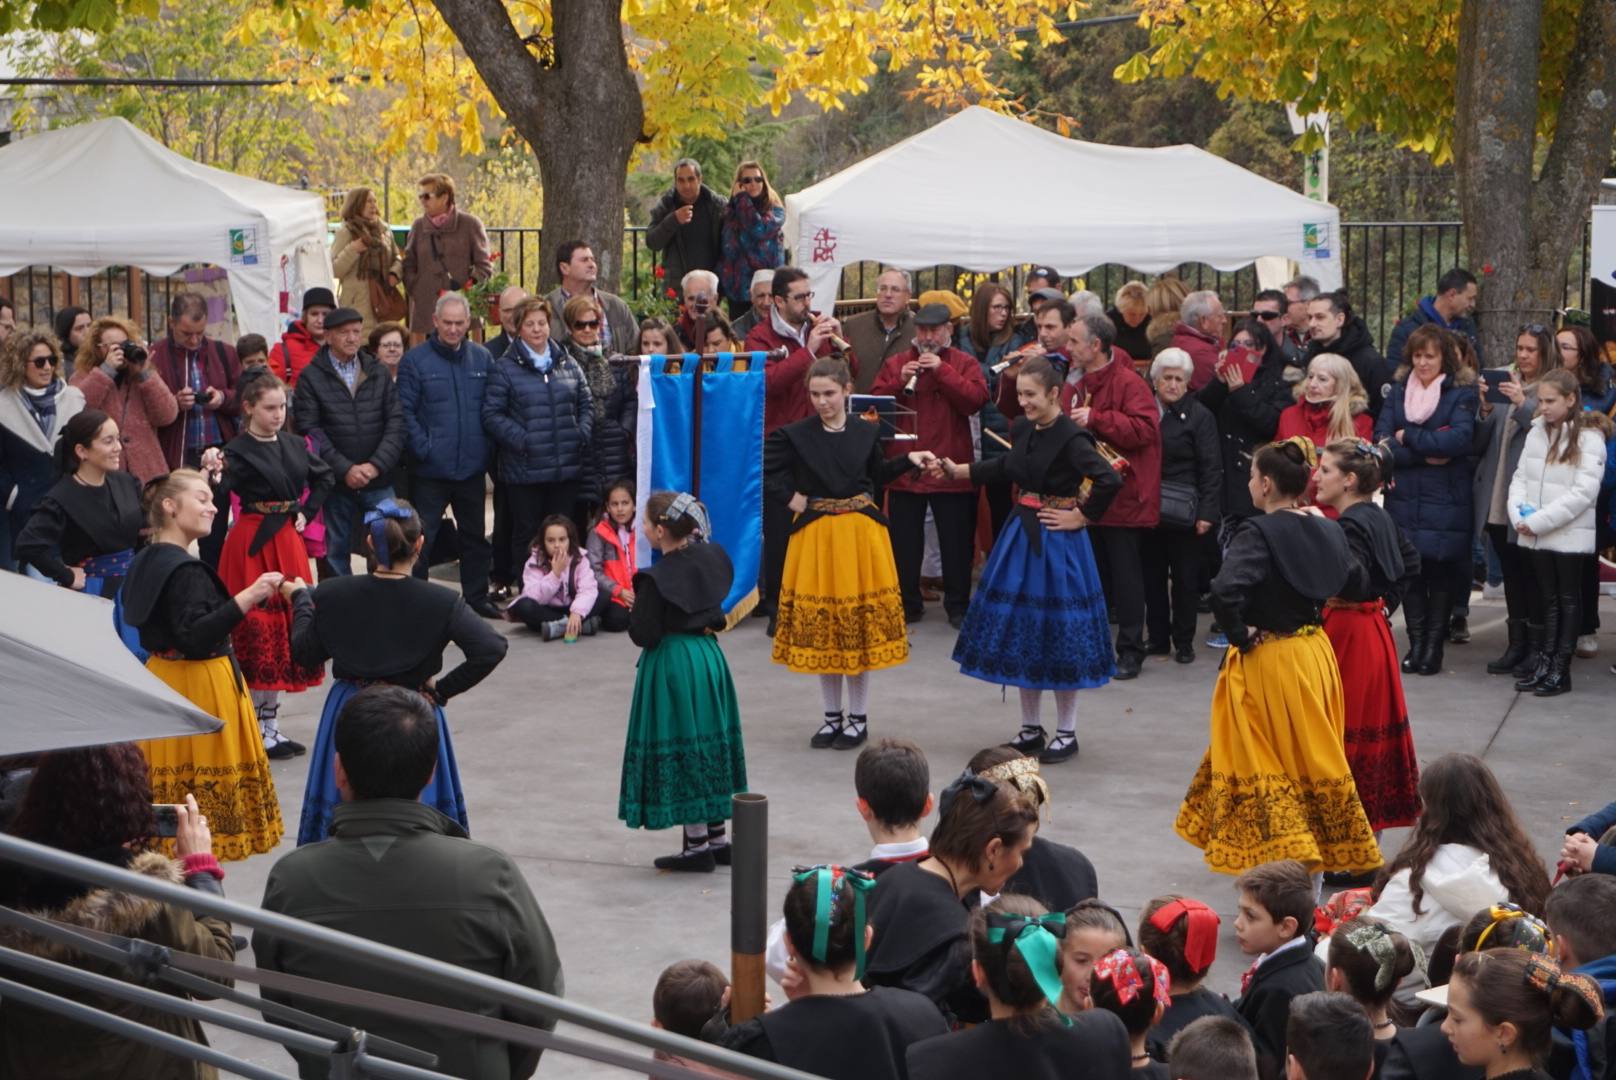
<box><xmin>917</xmin><ymin>290</ymin><xmax>968</xmax><ymax>321</ymax></box>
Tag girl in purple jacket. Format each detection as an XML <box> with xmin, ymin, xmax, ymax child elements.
<box><xmin>507</xmin><ymin>514</ymin><xmax>601</xmax><ymax>641</ymax></box>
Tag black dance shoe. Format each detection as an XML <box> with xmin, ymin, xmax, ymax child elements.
<box><xmin>653</xmin><ymin>844</ymin><xmax>716</xmax><ymax>873</ymax></box>
<box><xmin>265</xmin><ymin>739</ymin><xmax>298</xmax><ymax>761</ymax></box>
<box><xmin>810</xmin><ymin>713</ymin><xmax>845</xmax><ymax>749</ymax></box>
<box><xmin>1175</xmin><ymin>646</ymin><xmax>1195</xmax><ymax>664</ymax></box>
<box><xmin>1008</xmin><ymin>725</ymin><xmax>1047</xmax><ymax>754</ymax></box>
<box><xmin>832</xmin><ymin>716</ymin><xmax>868</xmax><ymax>750</ymax></box>
<box><xmin>1039</xmin><ymin>733</ymin><xmax>1079</xmax><ymax>764</ymax></box>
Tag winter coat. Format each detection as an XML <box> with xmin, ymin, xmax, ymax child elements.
<box><xmin>745</xmin><ymin>312</ymin><xmax>856</xmax><ymax>434</ymax></box>
<box><xmin>1567</xmin><ymin>800</ymin><xmax>1616</xmax><ymax>876</ymax></box>
<box><xmin>520</xmin><ymin>548</ymin><xmax>598</xmax><ymax>618</ymax></box>
<box><xmin>1196</xmin><ymin>350</ymin><xmax>1302</xmax><ymax>518</ymax></box>
<box><xmin>1304</xmin><ymin>315</ymin><xmax>1393</xmax><ymax>416</ymax></box>
<box><xmin>1507</xmin><ymin>419</ymin><xmax>1607</xmax><ymax>554</ymax></box>
<box><xmin>645</xmin><ymin>184</ymin><xmax>726</xmax><ymax>288</ymax></box>
<box><xmin>397</xmin><ymin>335</ymin><xmax>494</xmax><ymax>481</ymax></box>
<box><xmin>401</xmin><ymin>208</ymin><xmax>491</xmax><ymax>334</ymax></box>
<box><xmin>1276</xmin><ymin>398</ymin><xmax>1374</xmax><ymax>449</ymax></box>
<box><xmin>149</xmin><ymin>335</ymin><xmax>243</xmax><ymax>468</ymax></box>
<box><xmin>331</xmin><ymin>222</ymin><xmax>404</xmax><ymax>328</ymax></box>
<box><xmin>718</xmin><ymin>193</ymin><xmax>786</xmax><ymax>304</ymax></box>
<box><xmin>957</xmin><ymin>330</ymin><xmax>1018</xmax><ymax>459</ymax></box>
<box><xmin>482</xmin><ymin>340</ymin><xmax>593</xmax><ymax>486</ymax></box>
<box><xmin>1376</xmin><ymin>371</ymin><xmax>1481</xmax><ymax>563</ymax></box>
<box><xmin>70</xmin><ymin>362</ymin><xmax>179</xmax><ymax>483</ymax></box>
<box><xmin>289</xmin><ymin>347</ymin><xmax>405</xmax><ymax>490</ymax></box>
<box><xmin>563</xmin><ymin>339</ymin><xmax>636</xmax><ymax>504</ymax></box>
<box><xmin>1384</xmin><ymin>295</ymin><xmax>1482</xmax><ymax>369</ymax></box>
<box><xmin>587</xmin><ymin>517</ymin><xmax>637</xmax><ymax>607</ymax></box>
<box><xmin>542</xmin><ymin>286</ymin><xmax>638</xmax><ymax>354</ymax></box>
<box><xmin>0</xmin><ymin>850</ymin><xmax>235</xmax><ymax>1080</ymax></box>
<box><xmin>0</xmin><ymin>380</ymin><xmax>85</xmax><ymax>543</ymax></box>
<box><xmin>267</xmin><ymin>321</ymin><xmax>322</xmax><ymax>388</ymax></box>
<box><xmin>844</xmin><ymin>309</ymin><xmax>916</xmax><ymax>395</ymax></box>
<box><xmin>1157</xmin><ymin>394</ymin><xmax>1222</xmax><ymax>525</ymax></box>
<box><xmin>1472</xmin><ymin>391</ymin><xmax>1540</xmax><ymax>538</ymax></box>
<box><xmin>1169</xmin><ymin>321</ymin><xmax>1223</xmax><ymax>392</ymax></box>
<box><xmin>1059</xmin><ymin>353</ymin><xmax>1163</xmax><ymax>528</ymax></box>
<box><xmin>869</xmin><ymin>345</ymin><xmax>989</xmax><ymax>494</ymax></box>
<box><xmin>256</xmin><ymin>798</ymin><xmax>561</xmax><ymax>1080</ymax></box>
<box><xmin>1363</xmin><ymin>844</ymin><xmax>1509</xmax><ymax>957</ymax></box>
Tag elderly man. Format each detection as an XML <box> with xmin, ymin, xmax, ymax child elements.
<box><xmin>1170</xmin><ymin>290</ymin><xmax>1227</xmax><ymax>391</ymax></box>
<box><xmin>481</xmin><ymin>285</ymin><xmax>526</xmax><ymax>600</ymax></box>
<box><xmin>1284</xmin><ymin>275</ymin><xmax>1320</xmax><ymax>355</ymax></box>
<box><xmin>647</xmin><ymin>158</ymin><xmax>726</xmax><ymax>290</ymax></box>
<box><xmin>1061</xmin><ymin>313</ymin><xmax>1162</xmax><ymax>680</ymax></box>
<box><xmin>1304</xmin><ymin>291</ymin><xmax>1391</xmax><ymax>414</ymax></box>
<box><xmin>676</xmin><ymin>268</ymin><xmax>722</xmax><ymax>350</ymax></box>
<box><xmin>269</xmin><ymin>287</ymin><xmax>334</xmax><ymax>388</ymax></box>
<box><xmin>397</xmin><ymin>293</ymin><xmax>498</xmax><ymax>617</ymax></box>
<box><xmin>291</xmin><ymin>306</ymin><xmax>403</xmax><ymax>575</ymax></box>
<box><xmin>486</xmin><ymin>285</ymin><xmax>528</xmax><ymax>359</ymax></box>
<box><xmin>870</xmin><ymin>303</ymin><xmax>988</xmax><ymax>628</ymax></box>
<box><xmin>545</xmin><ymin>241</ymin><xmax>636</xmax><ymax>351</ymax></box>
<box><xmin>256</xmin><ymin>686</ymin><xmax>559</xmax><ymax>1080</ymax></box>
<box><xmin>1385</xmin><ymin>267</ymin><xmax>1481</xmax><ymax>366</ymax></box>
<box><xmin>844</xmin><ymin>268</ymin><xmax>915</xmax><ymax>394</ymax></box>
<box><xmin>1067</xmin><ymin>289</ymin><xmax>1106</xmax><ymax>321</ymax></box>
<box><xmin>730</xmin><ymin>269</ymin><xmax>774</xmax><ymax>341</ymax></box>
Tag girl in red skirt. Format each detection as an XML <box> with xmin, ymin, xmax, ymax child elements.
<box><xmin>1313</xmin><ymin>439</ymin><xmax>1422</xmax><ymax>835</ymax></box>
<box><xmin>203</xmin><ymin>369</ymin><xmax>332</xmax><ymax>759</ymax></box>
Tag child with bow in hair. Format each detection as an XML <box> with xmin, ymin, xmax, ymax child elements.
<box><xmin>1325</xmin><ymin>918</ymin><xmax>1423</xmax><ymax>1040</ymax></box>
<box><xmin>1138</xmin><ymin>896</ymin><xmax>1243</xmax><ymax>1061</ymax></box>
<box><xmin>1090</xmin><ymin>947</ymin><xmax>1175</xmax><ymax>1080</ymax></box>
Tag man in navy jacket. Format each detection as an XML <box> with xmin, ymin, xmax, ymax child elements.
<box><xmin>397</xmin><ymin>292</ymin><xmax>498</xmax><ymax>617</ymax></box>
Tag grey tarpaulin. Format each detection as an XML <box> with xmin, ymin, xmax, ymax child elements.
<box><xmin>0</xmin><ymin>572</ymin><xmax>222</xmax><ymax>754</ymax></box>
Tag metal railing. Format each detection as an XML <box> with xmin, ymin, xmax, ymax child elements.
<box><xmin>1</xmin><ymin>220</ymin><xmax>1594</xmax><ymax>353</ymax></box>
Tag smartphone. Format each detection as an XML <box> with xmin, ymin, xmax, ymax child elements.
<box><xmin>152</xmin><ymin>804</ymin><xmax>179</xmax><ymax>838</ymax></box>
<box><xmin>1219</xmin><ymin>345</ymin><xmax>1260</xmax><ymax>384</ymax></box>
<box><xmin>1480</xmin><ymin>367</ymin><xmax>1515</xmax><ymax>405</ymax></box>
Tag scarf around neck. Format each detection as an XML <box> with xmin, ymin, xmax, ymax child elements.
<box><xmin>1403</xmin><ymin>371</ymin><xmax>1446</xmax><ymax>425</ymax></box>
<box><xmin>21</xmin><ymin>379</ymin><xmax>60</xmax><ymax>435</ymax></box>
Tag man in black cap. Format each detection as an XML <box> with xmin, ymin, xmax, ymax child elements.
<box><xmin>268</xmin><ymin>286</ymin><xmax>335</xmax><ymax>387</ymax></box>
<box><xmin>1025</xmin><ymin>266</ymin><xmax>1061</xmax><ymax>295</ymax></box>
<box><xmin>869</xmin><ymin>303</ymin><xmax>988</xmax><ymax>627</ymax></box>
<box><xmin>291</xmin><ymin>305</ymin><xmax>404</xmax><ymax>574</ymax></box>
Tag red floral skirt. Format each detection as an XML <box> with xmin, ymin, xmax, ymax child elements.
<box><xmin>219</xmin><ymin>513</ymin><xmax>323</xmax><ymax>693</ymax></box>
<box><xmin>1323</xmin><ymin>601</ymin><xmax>1420</xmax><ymax>830</ymax></box>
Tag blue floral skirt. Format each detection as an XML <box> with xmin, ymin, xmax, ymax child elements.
<box><xmin>952</xmin><ymin>517</ymin><xmax>1114</xmax><ymax>690</ymax></box>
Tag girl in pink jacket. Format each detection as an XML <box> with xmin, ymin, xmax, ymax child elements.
<box><xmin>507</xmin><ymin>514</ymin><xmax>601</xmax><ymax>641</ymax></box>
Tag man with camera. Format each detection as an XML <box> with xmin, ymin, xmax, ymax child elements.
<box><xmin>675</xmin><ymin>268</ymin><xmax>722</xmax><ymax>350</ymax></box>
<box><xmin>544</xmin><ymin>240</ymin><xmax>636</xmax><ymax>351</ymax></box>
<box><xmin>869</xmin><ymin>303</ymin><xmax>987</xmax><ymax>628</ymax></box>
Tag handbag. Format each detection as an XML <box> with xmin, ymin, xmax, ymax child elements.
<box><xmin>369</xmin><ymin>275</ymin><xmax>408</xmax><ymax>323</ymax></box>
<box><xmin>1158</xmin><ymin>478</ymin><xmax>1199</xmax><ymax>529</ymax></box>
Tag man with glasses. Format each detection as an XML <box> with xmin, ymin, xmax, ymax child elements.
<box><xmin>545</xmin><ymin>240</ymin><xmax>636</xmax><ymax>351</ymax></box>
<box><xmin>1385</xmin><ymin>267</ymin><xmax>1481</xmax><ymax>367</ymax></box>
<box><xmin>1170</xmin><ymin>290</ymin><xmax>1227</xmax><ymax>391</ymax></box>
<box><xmin>844</xmin><ymin>268</ymin><xmax>916</xmax><ymax>394</ymax></box>
<box><xmin>1249</xmin><ymin>289</ymin><xmax>1301</xmax><ymax>363</ymax></box>
<box><xmin>743</xmin><ymin>265</ymin><xmax>857</xmax><ymax>630</ymax></box>
<box><xmin>647</xmin><ymin>157</ymin><xmax>726</xmax><ymax>290</ymax></box>
<box><xmin>1283</xmin><ymin>275</ymin><xmax>1320</xmax><ymax>355</ymax></box>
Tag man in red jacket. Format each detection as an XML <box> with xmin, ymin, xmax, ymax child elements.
<box><xmin>1061</xmin><ymin>313</ymin><xmax>1162</xmax><ymax>679</ymax></box>
<box><xmin>743</xmin><ymin>266</ymin><xmax>858</xmax><ymax>628</ymax></box>
<box><xmin>870</xmin><ymin>303</ymin><xmax>989</xmax><ymax>627</ymax></box>
<box><xmin>1169</xmin><ymin>290</ymin><xmax>1226</xmax><ymax>391</ymax></box>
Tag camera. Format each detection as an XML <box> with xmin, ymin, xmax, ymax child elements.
<box><xmin>120</xmin><ymin>341</ymin><xmax>149</xmax><ymax>366</ymax></box>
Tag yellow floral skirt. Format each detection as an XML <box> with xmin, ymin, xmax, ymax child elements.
<box><xmin>772</xmin><ymin>512</ymin><xmax>909</xmax><ymax>675</ymax></box>
<box><xmin>136</xmin><ymin>655</ymin><xmax>284</xmax><ymax>862</ymax></box>
<box><xmin>1175</xmin><ymin>628</ymin><xmax>1381</xmax><ymax>875</ymax></box>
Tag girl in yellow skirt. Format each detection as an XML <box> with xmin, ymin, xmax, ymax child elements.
<box><xmin>122</xmin><ymin>468</ymin><xmax>285</xmax><ymax>861</ymax></box>
<box><xmin>765</xmin><ymin>356</ymin><xmax>938</xmax><ymax>750</ymax></box>
<box><xmin>1175</xmin><ymin>437</ymin><xmax>1380</xmax><ymax>880</ymax></box>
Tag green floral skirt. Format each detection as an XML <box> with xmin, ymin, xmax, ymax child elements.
<box><xmin>619</xmin><ymin>632</ymin><xmax>748</xmax><ymax>830</ymax></box>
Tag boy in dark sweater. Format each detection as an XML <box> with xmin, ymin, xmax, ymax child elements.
<box><xmin>1232</xmin><ymin>860</ymin><xmax>1325</xmax><ymax>1080</ymax></box>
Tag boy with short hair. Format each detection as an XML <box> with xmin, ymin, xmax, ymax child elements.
<box><xmin>1543</xmin><ymin>874</ymin><xmax>1616</xmax><ymax>1078</ymax></box>
<box><xmin>1284</xmin><ymin>992</ymin><xmax>1374</xmax><ymax>1080</ymax></box>
<box><xmin>652</xmin><ymin>959</ymin><xmax>739</xmax><ymax>1077</ymax></box>
<box><xmin>851</xmin><ymin>738</ymin><xmax>934</xmax><ymax>876</ymax></box>
<box><xmin>1233</xmin><ymin>860</ymin><xmax>1325</xmax><ymax>1080</ymax></box>
<box><xmin>1170</xmin><ymin>1015</ymin><xmax>1259</xmax><ymax>1080</ymax></box>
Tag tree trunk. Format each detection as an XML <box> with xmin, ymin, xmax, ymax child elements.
<box><xmin>431</xmin><ymin>0</ymin><xmax>644</xmax><ymax>295</ymax></box>
<box><xmin>1456</xmin><ymin>0</ymin><xmax>1616</xmax><ymax>365</ymax></box>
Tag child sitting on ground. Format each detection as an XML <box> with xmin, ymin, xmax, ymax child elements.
<box><xmin>1233</xmin><ymin>860</ymin><xmax>1325</xmax><ymax>1080</ymax></box>
<box><xmin>652</xmin><ymin>959</ymin><xmax>738</xmax><ymax>1077</ymax></box>
<box><xmin>1169</xmin><ymin>1016</ymin><xmax>1258</xmax><ymax>1080</ymax></box>
<box><xmin>1090</xmin><ymin>947</ymin><xmax>1174</xmax><ymax>1080</ymax></box>
<box><xmin>585</xmin><ymin>479</ymin><xmax>638</xmax><ymax>633</ymax></box>
<box><xmin>508</xmin><ymin>515</ymin><xmax>602</xmax><ymax>640</ymax></box>
<box><xmin>1058</xmin><ymin>898</ymin><xmax>1132</xmax><ymax>1014</ymax></box>
<box><xmin>1325</xmin><ymin>917</ymin><xmax>1421</xmax><ymax>1040</ymax></box>
<box><xmin>1139</xmin><ymin>895</ymin><xmax>1244</xmax><ymax>1061</ymax></box>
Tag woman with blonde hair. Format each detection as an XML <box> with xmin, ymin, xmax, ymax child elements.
<box><xmin>719</xmin><ymin>160</ymin><xmax>786</xmax><ymax>315</ymax></box>
<box><xmin>1276</xmin><ymin>352</ymin><xmax>1372</xmax><ymax>514</ymax></box>
<box><xmin>1109</xmin><ymin>281</ymin><xmax>1152</xmax><ymax>361</ymax></box>
<box><xmin>331</xmin><ymin>186</ymin><xmax>403</xmax><ymax>328</ymax></box>
<box><xmin>69</xmin><ymin>315</ymin><xmax>178</xmax><ymax>482</ymax></box>
<box><xmin>1145</xmin><ymin>276</ymin><xmax>1188</xmax><ymax>356</ymax></box>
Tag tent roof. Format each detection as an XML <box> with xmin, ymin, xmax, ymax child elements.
<box><xmin>785</xmin><ymin>106</ymin><xmax>1341</xmax><ymax>283</ymax></box>
<box><xmin>0</xmin><ymin>116</ymin><xmax>327</xmax><ymax>277</ymax></box>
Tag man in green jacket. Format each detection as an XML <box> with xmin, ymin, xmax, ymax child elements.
<box><xmin>255</xmin><ymin>687</ymin><xmax>562</xmax><ymax>1079</ymax></box>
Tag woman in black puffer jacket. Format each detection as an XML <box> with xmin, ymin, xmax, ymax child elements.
<box><xmin>559</xmin><ymin>295</ymin><xmax>636</xmax><ymax>525</ymax></box>
<box><xmin>482</xmin><ymin>296</ymin><xmax>593</xmax><ymax>576</ymax></box>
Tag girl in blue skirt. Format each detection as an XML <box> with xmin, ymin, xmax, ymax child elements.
<box><xmin>286</xmin><ymin>499</ymin><xmax>508</xmax><ymax>844</ymax></box>
<box><xmin>937</xmin><ymin>357</ymin><xmax>1122</xmax><ymax>764</ymax></box>
<box><xmin>619</xmin><ymin>490</ymin><xmax>747</xmax><ymax>872</ymax></box>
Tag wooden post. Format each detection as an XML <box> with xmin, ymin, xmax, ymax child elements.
<box><xmin>729</xmin><ymin>792</ymin><xmax>768</xmax><ymax>1023</ymax></box>
<box><xmin>129</xmin><ymin>269</ymin><xmax>146</xmax><ymax>330</ymax></box>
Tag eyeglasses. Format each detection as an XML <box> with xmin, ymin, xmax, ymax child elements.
<box><xmin>28</xmin><ymin>355</ymin><xmax>53</xmax><ymax>368</ymax></box>
<box><xmin>1254</xmin><ymin>309</ymin><xmax>1283</xmax><ymax>320</ymax></box>
<box><xmin>787</xmin><ymin>291</ymin><xmax>813</xmax><ymax>302</ymax></box>
<box><xmin>572</xmin><ymin>319</ymin><xmax>601</xmax><ymax>330</ymax></box>
<box><xmin>740</xmin><ymin>176</ymin><xmax>764</xmax><ymax>186</ymax></box>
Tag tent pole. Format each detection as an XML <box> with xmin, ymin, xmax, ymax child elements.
<box><xmin>128</xmin><ymin>269</ymin><xmax>146</xmax><ymax>332</ymax></box>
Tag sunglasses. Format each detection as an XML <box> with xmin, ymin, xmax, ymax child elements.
<box><xmin>28</xmin><ymin>355</ymin><xmax>53</xmax><ymax>368</ymax></box>
<box><xmin>1254</xmin><ymin>310</ymin><xmax>1283</xmax><ymax>320</ymax></box>
<box><xmin>740</xmin><ymin>176</ymin><xmax>764</xmax><ymax>185</ymax></box>
<box><xmin>572</xmin><ymin>319</ymin><xmax>601</xmax><ymax>330</ymax></box>
<box><xmin>1519</xmin><ymin>323</ymin><xmax>1549</xmax><ymax>335</ymax></box>
<box><xmin>418</xmin><ymin>191</ymin><xmax>444</xmax><ymax>201</ymax></box>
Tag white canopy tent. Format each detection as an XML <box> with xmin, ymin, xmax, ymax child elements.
<box><xmin>0</xmin><ymin>117</ymin><xmax>332</xmax><ymax>341</ymax></box>
<box><xmin>784</xmin><ymin>106</ymin><xmax>1343</xmax><ymax>303</ymax></box>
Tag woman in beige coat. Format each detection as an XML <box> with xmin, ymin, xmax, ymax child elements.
<box><xmin>401</xmin><ymin>172</ymin><xmax>490</xmax><ymax>336</ymax></box>
<box><xmin>330</xmin><ymin>186</ymin><xmax>403</xmax><ymax>330</ymax></box>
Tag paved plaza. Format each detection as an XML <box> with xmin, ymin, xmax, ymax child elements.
<box><xmin>207</xmin><ymin>590</ymin><xmax>1615</xmax><ymax>1076</ymax></box>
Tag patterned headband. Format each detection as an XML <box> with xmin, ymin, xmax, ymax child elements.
<box><xmin>1094</xmin><ymin>948</ymin><xmax>1172</xmax><ymax>1011</ymax></box>
<box><xmin>1344</xmin><ymin>921</ymin><xmax>1427</xmax><ymax>992</ymax></box>
<box><xmin>978</xmin><ymin>755</ymin><xmax>1051</xmax><ymax>817</ymax></box>
<box><xmin>659</xmin><ymin>491</ymin><xmax>711</xmax><ymax>541</ymax></box>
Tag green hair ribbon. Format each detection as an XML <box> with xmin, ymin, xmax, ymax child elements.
<box><xmin>985</xmin><ymin>910</ymin><xmax>1069</xmax><ymax>1015</ymax></box>
<box><xmin>791</xmin><ymin>865</ymin><xmax>878</xmax><ymax>981</ymax></box>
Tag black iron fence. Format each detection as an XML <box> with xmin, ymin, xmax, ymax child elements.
<box><xmin>3</xmin><ymin>221</ymin><xmax>1595</xmax><ymax>354</ymax></box>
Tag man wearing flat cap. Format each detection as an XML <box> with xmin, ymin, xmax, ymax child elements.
<box><xmin>869</xmin><ymin>303</ymin><xmax>988</xmax><ymax>628</ymax></box>
<box><xmin>292</xmin><ymin>304</ymin><xmax>404</xmax><ymax>574</ymax></box>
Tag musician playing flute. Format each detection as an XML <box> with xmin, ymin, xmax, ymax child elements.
<box><xmin>1059</xmin><ymin>313</ymin><xmax>1163</xmax><ymax>683</ymax></box>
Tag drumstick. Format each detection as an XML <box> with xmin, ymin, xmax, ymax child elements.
<box><xmin>985</xmin><ymin>429</ymin><xmax>1013</xmax><ymax>450</ymax></box>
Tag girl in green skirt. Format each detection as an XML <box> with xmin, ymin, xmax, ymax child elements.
<box><xmin>619</xmin><ymin>490</ymin><xmax>748</xmax><ymax>872</ymax></box>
